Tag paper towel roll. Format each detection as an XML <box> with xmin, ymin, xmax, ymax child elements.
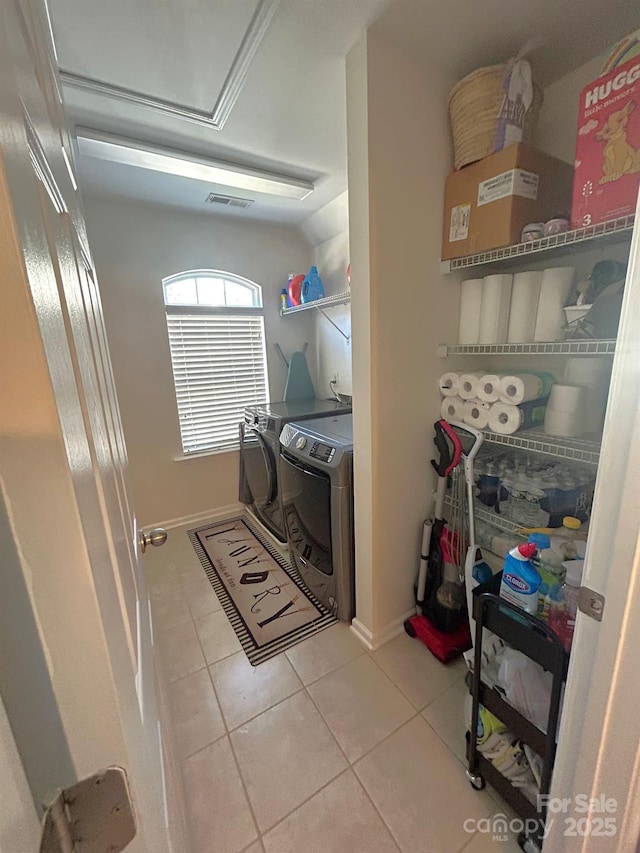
<box><xmin>533</xmin><ymin>267</ymin><xmax>575</xmax><ymax>342</ymax></box>
<box><xmin>499</xmin><ymin>372</ymin><xmax>555</xmax><ymax>405</ymax></box>
<box><xmin>458</xmin><ymin>373</ymin><xmax>484</xmax><ymax>400</ymax></box>
<box><xmin>547</xmin><ymin>384</ymin><xmax>583</xmax><ymax>413</ymax></box>
<box><xmin>459</xmin><ymin>278</ymin><xmax>484</xmax><ymax>344</ymax></box>
<box><xmin>477</xmin><ymin>374</ymin><xmax>502</xmax><ymax>403</ymax></box>
<box><xmin>507</xmin><ymin>271</ymin><xmax>543</xmax><ymax>343</ymax></box>
<box><xmin>544</xmin><ymin>407</ymin><xmax>584</xmax><ymax>437</ymax></box>
<box><xmin>463</xmin><ymin>399</ymin><xmax>491</xmax><ymax>429</ymax></box>
<box><xmin>438</xmin><ymin>372</ymin><xmax>459</xmax><ymax>397</ymax></box>
<box><xmin>441</xmin><ymin>396</ymin><xmax>465</xmax><ymax>422</ymax></box>
<box><xmin>488</xmin><ymin>403</ymin><xmax>524</xmax><ymax>435</ymax></box>
<box><xmin>563</xmin><ymin>358</ymin><xmax>612</xmax><ymax>434</ymax></box>
<box><xmin>488</xmin><ymin>400</ymin><xmax>547</xmax><ymax>434</ymax></box>
<box><xmin>479</xmin><ymin>274</ymin><xmax>513</xmax><ymax>344</ymax></box>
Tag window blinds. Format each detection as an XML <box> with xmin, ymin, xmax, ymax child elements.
<box><xmin>166</xmin><ymin>311</ymin><xmax>268</xmax><ymax>453</ymax></box>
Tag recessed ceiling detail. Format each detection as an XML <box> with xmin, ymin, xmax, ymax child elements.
<box><xmin>58</xmin><ymin>0</ymin><xmax>281</xmax><ymax>131</ymax></box>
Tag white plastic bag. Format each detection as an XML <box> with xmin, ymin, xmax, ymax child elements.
<box><xmin>498</xmin><ymin>648</ymin><xmax>552</xmax><ymax>732</ymax></box>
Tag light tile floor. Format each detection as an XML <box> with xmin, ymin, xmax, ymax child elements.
<box><xmin>145</xmin><ymin>521</ymin><xmax>522</xmax><ymax>853</ymax></box>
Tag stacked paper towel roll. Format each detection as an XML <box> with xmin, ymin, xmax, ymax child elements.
<box><xmin>438</xmin><ymin>372</ymin><xmax>460</xmax><ymax>397</ymax></box>
<box><xmin>457</xmin><ymin>266</ymin><xmax>576</xmax><ymax>345</ymax></box>
<box><xmin>440</xmin><ymin>396</ymin><xmax>465</xmax><ymax>422</ymax></box>
<box><xmin>438</xmin><ymin>371</ymin><xmax>555</xmax><ymax>435</ymax></box>
<box><xmin>458</xmin><ymin>279</ymin><xmax>483</xmax><ymax>344</ymax></box>
<box><xmin>507</xmin><ymin>271</ymin><xmax>543</xmax><ymax>343</ymax></box>
<box><xmin>477</xmin><ymin>374</ymin><xmax>502</xmax><ymax>403</ymax></box>
<box><xmin>489</xmin><ymin>400</ymin><xmax>547</xmax><ymax>435</ymax></box>
<box><xmin>458</xmin><ymin>372</ymin><xmax>484</xmax><ymax>400</ymax></box>
<box><xmin>479</xmin><ymin>275</ymin><xmax>513</xmax><ymax>344</ymax></box>
<box><xmin>533</xmin><ymin>267</ymin><xmax>575</xmax><ymax>342</ymax></box>
<box><xmin>544</xmin><ymin>384</ymin><xmax>585</xmax><ymax>437</ymax></box>
<box><xmin>563</xmin><ymin>358</ymin><xmax>612</xmax><ymax>434</ymax></box>
<box><xmin>499</xmin><ymin>372</ymin><xmax>555</xmax><ymax>405</ymax></box>
<box><xmin>462</xmin><ymin>399</ymin><xmax>491</xmax><ymax>429</ymax></box>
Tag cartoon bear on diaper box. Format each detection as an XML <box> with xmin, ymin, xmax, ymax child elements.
<box><xmin>571</xmin><ymin>57</ymin><xmax>640</xmax><ymax>229</ymax></box>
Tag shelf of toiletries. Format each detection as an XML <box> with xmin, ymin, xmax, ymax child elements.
<box><xmin>280</xmin><ymin>291</ymin><xmax>351</xmax><ymax>316</ymax></box>
<box><xmin>439</xmin><ymin>214</ymin><xmax>634</xmax><ymax>274</ymax></box>
<box><xmin>439</xmin><ymin>339</ymin><xmax>616</xmax><ymax>357</ymax></box>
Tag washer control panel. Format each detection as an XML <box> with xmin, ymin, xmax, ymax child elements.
<box><xmin>310</xmin><ymin>441</ymin><xmax>335</xmax><ymax>462</ymax></box>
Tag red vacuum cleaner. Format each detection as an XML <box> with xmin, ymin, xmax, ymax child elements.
<box><xmin>404</xmin><ymin>419</ymin><xmax>474</xmax><ymax>663</ymax></box>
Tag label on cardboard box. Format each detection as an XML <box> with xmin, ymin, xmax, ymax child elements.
<box><xmin>449</xmin><ymin>203</ymin><xmax>470</xmax><ymax>241</ymax></box>
<box><xmin>477</xmin><ymin>168</ymin><xmax>539</xmax><ymax>206</ymax></box>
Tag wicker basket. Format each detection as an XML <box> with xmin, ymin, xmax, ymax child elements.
<box><xmin>448</xmin><ymin>64</ymin><xmax>543</xmax><ymax>171</ymax></box>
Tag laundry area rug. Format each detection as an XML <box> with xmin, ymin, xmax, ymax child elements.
<box><xmin>189</xmin><ymin>516</ymin><xmax>337</xmax><ymax>665</ymax></box>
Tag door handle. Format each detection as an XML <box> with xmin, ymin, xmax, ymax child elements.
<box><xmin>138</xmin><ymin>527</ymin><xmax>168</xmax><ymax>553</ymax></box>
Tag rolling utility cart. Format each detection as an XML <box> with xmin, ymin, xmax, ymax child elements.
<box><xmin>466</xmin><ymin>573</ymin><xmax>569</xmax><ymax>852</ymax></box>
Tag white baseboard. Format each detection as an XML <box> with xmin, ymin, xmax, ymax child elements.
<box><xmin>350</xmin><ymin>608</ymin><xmax>415</xmax><ymax>651</ymax></box>
<box><xmin>150</xmin><ymin>502</ymin><xmax>245</xmax><ymax>531</ymax></box>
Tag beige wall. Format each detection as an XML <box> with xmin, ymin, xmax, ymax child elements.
<box><xmin>84</xmin><ymin>196</ymin><xmax>313</xmax><ymax>527</ymax></box>
<box><xmin>534</xmin><ymin>54</ymin><xmax>603</xmax><ymax>163</ymax></box>
<box><xmin>300</xmin><ymin>192</ymin><xmax>353</xmax><ymax>398</ymax></box>
<box><xmin>347</xmin><ymin>31</ymin><xmax>459</xmax><ymax>643</ymax></box>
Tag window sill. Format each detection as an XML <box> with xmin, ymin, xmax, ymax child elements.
<box><xmin>173</xmin><ymin>446</ymin><xmax>239</xmax><ymax>462</ymax></box>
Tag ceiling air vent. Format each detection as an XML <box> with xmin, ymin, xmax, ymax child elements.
<box><xmin>205</xmin><ymin>192</ymin><xmax>254</xmax><ymax>209</ymax></box>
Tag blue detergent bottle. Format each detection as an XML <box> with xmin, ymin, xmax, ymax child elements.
<box><xmin>301</xmin><ymin>265</ymin><xmax>325</xmax><ymax>303</ymax></box>
<box><xmin>499</xmin><ymin>542</ymin><xmax>541</xmax><ymax>614</ymax></box>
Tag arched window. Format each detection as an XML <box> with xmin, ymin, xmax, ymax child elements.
<box><xmin>163</xmin><ymin>270</ymin><xmax>269</xmax><ymax>454</ymax></box>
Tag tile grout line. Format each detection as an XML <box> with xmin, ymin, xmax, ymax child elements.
<box><xmin>207</xmin><ymin>663</ymin><xmax>306</xmax><ymax>740</ymax></box>
<box><xmin>300</xmin><ymin>674</ymin><xmax>420</xmax><ymax>850</ymax></box>
<box><xmin>350</xmin><ymin>770</ymin><xmax>404</xmax><ymax>853</ymax></box>
<box><xmin>205</xmin><ymin>669</ymin><xmax>263</xmax><ymax>849</ymax></box>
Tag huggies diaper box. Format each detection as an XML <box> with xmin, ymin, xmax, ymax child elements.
<box><xmin>571</xmin><ymin>58</ymin><xmax>640</xmax><ymax>229</ymax></box>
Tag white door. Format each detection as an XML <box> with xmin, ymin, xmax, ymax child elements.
<box><xmin>0</xmin><ymin>1</ymin><xmax>185</xmax><ymax>850</ymax></box>
<box><xmin>547</xmin><ymin>196</ymin><xmax>640</xmax><ymax>851</ymax></box>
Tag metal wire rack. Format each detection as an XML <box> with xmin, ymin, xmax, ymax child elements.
<box><xmin>440</xmin><ymin>214</ymin><xmax>634</xmax><ymax>273</ymax></box>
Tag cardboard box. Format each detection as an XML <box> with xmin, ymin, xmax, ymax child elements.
<box><xmin>571</xmin><ymin>58</ymin><xmax>640</xmax><ymax>229</ymax></box>
<box><xmin>442</xmin><ymin>144</ymin><xmax>573</xmax><ymax>260</ymax></box>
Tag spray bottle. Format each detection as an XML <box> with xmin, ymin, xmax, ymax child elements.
<box><xmin>499</xmin><ymin>542</ymin><xmax>540</xmax><ymax>614</ymax></box>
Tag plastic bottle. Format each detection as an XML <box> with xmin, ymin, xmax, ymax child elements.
<box><xmin>280</xmin><ymin>288</ymin><xmax>288</xmax><ymax>311</ymax></box>
<box><xmin>499</xmin><ymin>542</ymin><xmax>541</xmax><ymax>614</ymax></box>
<box><xmin>548</xmin><ymin>559</ymin><xmax>584</xmax><ymax>652</ymax></box>
<box><xmin>528</xmin><ymin>534</ymin><xmax>557</xmax><ymax>620</ymax></box>
<box><xmin>549</xmin><ymin>516</ymin><xmax>587</xmax><ymax>561</ymax></box>
<box><xmin>301</xmin><ymin>265</ymin><xmax>325</xmax><ymax>303</ymax></box>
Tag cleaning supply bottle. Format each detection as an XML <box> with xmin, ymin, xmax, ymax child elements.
<box><xmin>549</xmin><ymin>559</ymin><xmax>584</xmax><ymax>652</ymax></box>
<box><xmin>550</xmin><ymin>516</ymin><xmax>586</xmax><ymax>561</ymax></box>
<box><xmin>528</xmin><ymin>533</ymin><xmax>559</xmax><ymax>620</ymax></box>
<box><xmin>280</xmin><ymin>288</ymin><xmax>288</xmax><ymax>312</ymax></box>
<box><xmin>499</xmin><ymin>542</ymin><xmax>540</xmax><ymax>614</ymax></box>
<box><xmin>301</xmin><ymin>265</ymin><xmax>325</xmax><ymax>303</ymax></box>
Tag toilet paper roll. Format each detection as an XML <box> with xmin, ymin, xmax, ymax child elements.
<box><xmin>458</xmin><ymin>278</ymin><xmax>484</xmax><ymax>344</ymax></box>
<box><xmin>507</xmin><ymin>271</ymin><xmax>543</xmax><ymax>343</ymax></box>
<box><xmin>499</xmin><ymin>372</ymin><xmax>555</xmax><ymax>405</ymax></box>
<box><xmin>547</xmin><ymin>384</ymin><xmax>584</xmax><ymax>414</ymax></box>
<box><xmin>440</xmin><ymin>396</ymin><xmax>466</xmax><ymax>422</ymax></box>
<box><xmin>477</xmin><ymin>374</ymin><xmax>502</xmax><ymax>403</ymax></box>
<box><xmin>563</xmin><ymin>358</ymin><xmax>612</xmax><ymax>434</ymax></box>
<box><xmin>488</xmin><ymin>400</ymin><xmax>547</xmax><ymax>435</ymax></box>
<box><xmin>458</xmin><ymin>373</ymin><xmax>484</xmax><ymax>400</ymax></box>
<box><xmin>479</xmin><ymin>274</ymin><xmax>513</xmax><ymax>344</ymax></box>
<box><xmin>533</xmin><ymin>267</ymin><xmax>575</xmax><ymax>342</ymax></box>
<box><xmin>544</xmin><ymin>407</ymin><xmax>584</xmax><ymax>438</ymax></box>
<box><xmin>463</xmin><ymin>399</ymin><xmax>491</xmax><ymax>429</ymax></box>
<box><xmin>438</xmin><ymin>372</ymin><xmax>460</xmax><ymax>397</ymax></box>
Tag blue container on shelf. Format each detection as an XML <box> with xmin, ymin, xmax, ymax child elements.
<box><xmin>301</xmin><ymin>265</ymin><xmax>325</xmax><ymax>303</ymax></box>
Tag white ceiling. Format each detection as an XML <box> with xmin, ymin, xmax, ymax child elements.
<box><xmin>49</xmin><ymin>0</ymin><xmax>640</xmax><ymax>227</ymax></box>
